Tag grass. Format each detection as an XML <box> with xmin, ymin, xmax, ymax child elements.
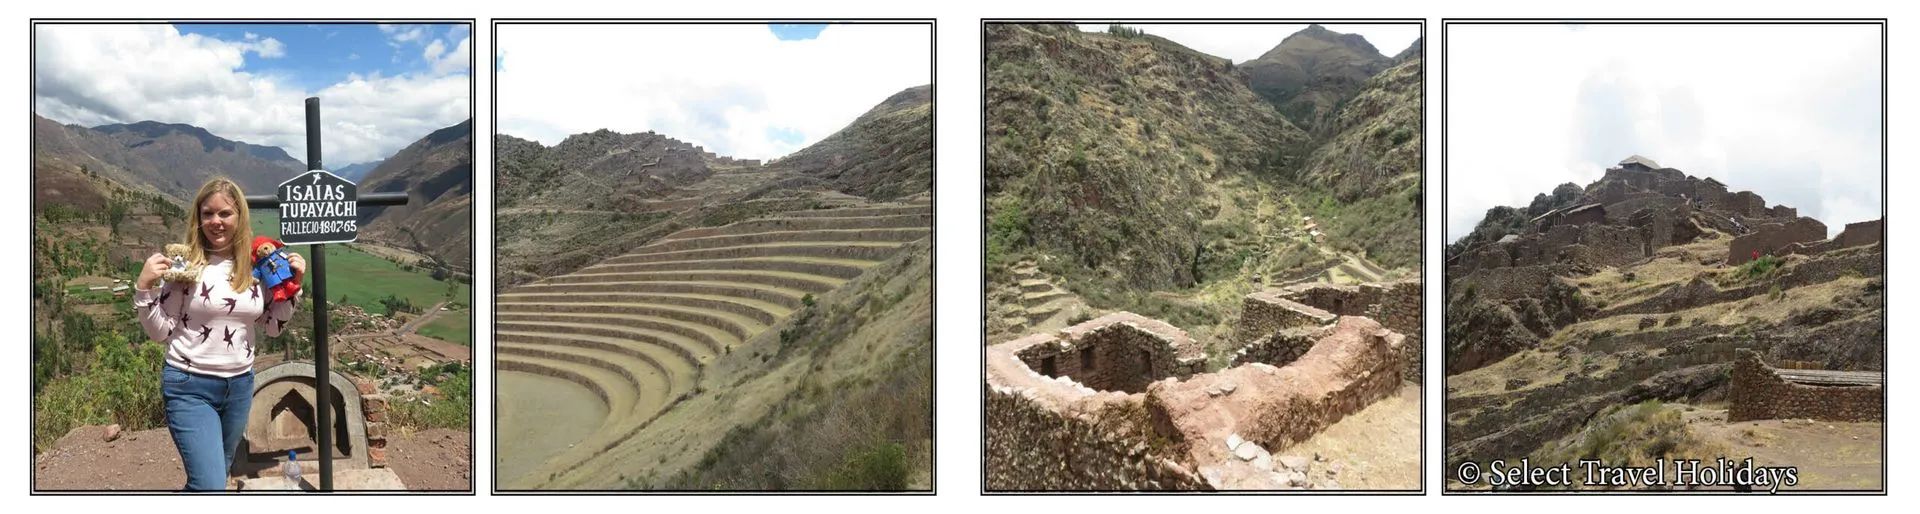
<box><xmin>388</xmin><ymin>362</ymin><xmax>473</xmax><ymax>431</ymax></box>
<box><xmin>416</xmin><ymin>308</ymin><xmax>472</xmax><ymax>346</ymax></box>
<box><xmin>34</xmin><ymin>338</ymin><xmax>167</xmax><ymax>453</ymax></box>
<box><xmin>1531</xmin><ymin>400</ymin><xmax>1726</xmax><ymax>481</ymax></box>
<box><xmin>252</xmin><ymin>212</ymin><xmax>471</xmax><ymax>343</ymax></box>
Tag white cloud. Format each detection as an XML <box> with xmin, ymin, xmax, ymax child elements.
<box><xmin>380</xmin><ymin>24</ymin><xmax>427</xmax><ymax>44</ymax></box>
<box><xmin>1076</xmin><ymin>23</ymin><xmax>1422</xmax><ymax>63</ymax></box>
<box><xmin>496</xmin><ymin>24</ymin><xmax>930</xmax><ymax>160</ymax></box>
<box><xmin>427</xmin><ymin>37</ymin><xmax>469</xmax><ymax>76</ymax></box>
<box><xmin>34</xmin><ymin>24</ymin><xmax>469</xmax><ymax>165</ymax></box>
<box><xmin>1446</xmin><ymin>24</ymin><xmax>1881</xmax><ymax>242</ymax></box>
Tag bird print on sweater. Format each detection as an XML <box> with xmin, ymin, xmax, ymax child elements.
<box><xmin>134</xmin><ymin>255</ymin><xmax>297</xmax><ymax>377</ymax></box>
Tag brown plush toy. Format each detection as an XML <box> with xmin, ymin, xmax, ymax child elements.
<box><xmin>160</xmin><ymin>243</ymin><xmax>204</xmax><ymax>284</ymax></box>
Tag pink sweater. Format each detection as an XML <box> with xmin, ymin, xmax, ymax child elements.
<box><xmin>133</xmin><ymin>255</ymin><xmax>297</xmax><ymax>377</ymax></box>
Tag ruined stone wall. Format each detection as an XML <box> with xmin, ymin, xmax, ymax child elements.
<box><xmin>1577</xmin><ymin>224</ymin><xmax>1650</xmax><ymax>267</ymax></box>
<box><xmin>1364</xmin><ymin>280</ymin><xmax>1423</xmax><ymax>383</ymax></box>
<box><xmin>1452</xmin><ymin>265</ymin><xmax>1569</xmax><ymax>302</ymax></box>
<box><xmin>1728</xmin><ymin>350</ymin><xmax>1882</xmax><ymax>422</ymax></box>
<box><xmin>1606</xmin><ymin>195</ymin><xmax>1684</xmax><ymax>224</ymax></box>
<box><xmin>1563</xmin><ymin>205</ymin><xmax>1607</xmax><ymax>227</ymax></box>
<box><xmin>354</xmin><ymin>378</ymin><xmax>392</xmax><ymax>468</ymax></box>
<box><xmin>1014</xmin><ymin>313</ymin><xmax>1204</xmax><ymax>393</ymax></box>
<box><xmin>1241</xmin><ymin>281</ymin><xmax>1422</xmax><ymax>384</ymax></box>
<box><xmin>1231</xmin><ymin>328</ymin><xmax>1321</xmax><ymax>367</ymax></box>
<box><xmin>1833</xmin><ymin>219</ymin><xmax>1885</xmax><ymax>250</ymax></box>
<box><xmin>984</xmin><ymin>387</ymin><xmax>1206</xmax><ymax>490</ymax></box>
<box><xmin>1233</xmin><ymin>291</ymin><xmax>1336</xmax><ymax>344</ymax></box>
<box><xmin>1722</xmin><ymin>191</ymin><xmax>1769</xmax><ymax>218</ymax></box>
<box><xmin>1149</xmin><ymin>317</ymin><xmax>1405</xmax><ymax>453</ymax></box>
<box><xmin>1726</xmin><ymin>217</ymin><xmax>1828</xmax><ymax>265</ymax></box>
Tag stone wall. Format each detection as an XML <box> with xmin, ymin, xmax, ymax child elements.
<box><xmin>1233</xmin><ymin>290</ymin><xmax>1336</xmax><ymax>344</ymax></box>
<box><xmin>1833</xmin><ymin>219</ymin><xmax>1885</xmax><ymax>250</ymax></box>
<box><xmin>1728</xmin><ymin>349</ymin><xmax>1882</xmax><ymax>422</ymax></box>
<box><xmin>984</xmin><ymin>386</ymin><xmax>1207</xmax><ymax>490</ymax></box>
<box><xmin>1148</xmin><ymin>317</ymin><xmax>1405</xmax><ymax>453</ymax></box>
<box><xmin>1238</xmin><ymin>279</ymin><xmax>1423</xmax><ymax>388</ymax></box>
<box><xmin>1726</xmin><ymin>217</ymin><xmax>1828</xmax><ymax>265</ymax></box>
<box><xmin>987</xmin><ymin>311</ymin><xmax>1409</xmax><ymax>490</ymax></box>
<box><xmin>1013</xmin><ymin>313</ymin><xmax>1206</xmax><ymax>393</ymax></box>
<box><xmin>1231</xmin><ymin>327</ymin><xmax>1322</xmax><ymax>367</ymax></box>
<box><xmin>1366</xmin><ymin>280</ymin><xmax>1424</xmax><ymax>382</ymax></box>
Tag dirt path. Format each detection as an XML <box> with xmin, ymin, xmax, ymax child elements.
<box><xmin>34</xmin><ymin>425</ymin><xmax>472</xmax><ymax>491</ymax></box>
<box><xmin>1280</xmin><ymin>383</ymin><xmax>1422</xmax><ymax>490</ymax></box>
<box><xmin>1684</xmin><ymin>406</ymin><xmax>1883</xmax><ymax>491</ymax></box>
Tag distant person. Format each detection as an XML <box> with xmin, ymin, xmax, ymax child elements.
<box><xmin>132</xmin><ymin>177</ymin><xmax>306</xmax><ymax>491</ymax></box>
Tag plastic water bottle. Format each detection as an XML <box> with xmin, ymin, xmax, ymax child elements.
<box><xmin>283</xmin><ymin>450</ymin><xmax>302</xmax><ymax>490</ymax></box>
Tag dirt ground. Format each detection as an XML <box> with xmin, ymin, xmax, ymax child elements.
<box><xmin>1282</xmin><ymin>382</ymin><xmax>1422</xmax><ymax>490</ymax></box>
<box><xmin>33</xmin><ymin>425</ymin><xmax>472</xmax><ymax>492</ymax></box>
<box><xmin>1683</xmin><ymin>406</ymin><xmax>1883</xmax><ymax>491</ymax></box>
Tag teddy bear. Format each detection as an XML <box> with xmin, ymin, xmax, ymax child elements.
<box><xmin>251</xmin><ymin>236</ymin><xmax>302</xmax><ymax>302</ymax></box>
<box><xmin>160</xmin><ymin>243</ymin><xmax>204</xmax><ymax>284</ymax></box>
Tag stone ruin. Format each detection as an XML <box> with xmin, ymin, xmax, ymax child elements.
<box><xmin>1728</xmin><ymin>349</ymin><xmax>1883</xmax><ymax>423</ymax></box>
<box><xmin>1237</xmin><ymin>279</ymin><xmax>1423</xmax><ymax>382</ymax></box>
<box><xmin>232</xmin><ymin>362</ymin><xmax>398</xmax><ymax>488</ymax></box>
<box><xmin>1448</xmin><ymin>156</ymin><xmax>1883</xmax><ymax>277</ymax></box>
<box><xmin>985</xmin><ymin>284</ymin><xmax>1413</xmax><ymax>490</ymax></box>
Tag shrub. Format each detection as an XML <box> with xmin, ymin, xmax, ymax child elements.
<box><xmin>34</xmin><ymin>338</ymin><xmax>167</xmax><ymax>453</ymax></box>
<box><xmin>1741</xmin><ymin>254</ymin><xmax>1783</xmax><ymax>280</ymax></box>
<box><xmin>815</xmin><ymin>441</ymin><xmax>908</xmax><ymax>490</ymax></box>
<box><xmin>390</xmin><ymin>363</ymin><xmax>472</xmax><ymax>430</ymax></box>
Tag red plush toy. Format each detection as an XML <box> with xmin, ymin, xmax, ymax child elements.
<box><xmin>251</xmin><ymin>236</ymin><xmax>302</xmax><ymax>302</ymax></box>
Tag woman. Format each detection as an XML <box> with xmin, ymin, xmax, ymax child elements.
<box><xmin>133</xmin><ymin>177</ymin><xmax>305</xmax><ymax>491</ymax></box>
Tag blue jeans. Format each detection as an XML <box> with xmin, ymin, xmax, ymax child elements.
<box><xmin>162</xmin><ymin>365</ymin><xmax>253</xmax><ymax>492</ymax></box>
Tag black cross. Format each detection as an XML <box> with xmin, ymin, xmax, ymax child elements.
<box><xmin>238</xmin><ymin>97</ymin><xmax>409</xmax><ymax>492</ymax></box>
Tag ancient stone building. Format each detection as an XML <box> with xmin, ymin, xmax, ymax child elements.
<box><xmin>1725</xmin><ymin>217</ymin><xmax>1828</xmax><ymax>265</ymax></box>
<box><xmin>986</xmin><ymin>287</ymin><xmax>1412</xmax><ymax>490</ymax></box>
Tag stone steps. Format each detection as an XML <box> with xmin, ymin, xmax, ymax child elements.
<box><xmin>498</xmin><ymin>332</ymin><xmax>697</xmax><ymax>398</ymax></box>
<box><xmin>1018</xmin><ymin>279</ymin><xmax>1054</xmax><ymax>293</ymax></box>
<box><xmin>1021</xmin><ymin>289</ymin><xmax>1072</xmax><ymax>307</ymax></box>
<box><xmin>498</xmin><ymin>201</ymin><xmax>929</xmax><ymax>486</ymax></box>
<box><xmin>496</xmin><ymin>311</ymin><xmax>735</xmax><ymax>355</ymax></box>
<box><xmin>495</xmin><ymin>301</ymin><xmax>763</xmax><ymax>344</ymax></box>
<box><xmin>497</xmin><ymin>291</ymin><xmax>790</xmax><ymax>327</ymax></box>
<box><xmin>661</xmin><ymin>213</ymin><xmax>932</xmax><ymax>241</ymax></box>
<box><xmin>496</xmin><ymin>319</ymin><xmax>716</xmax><ymax>365</ymax></box>
<box><xmin>552</xmin><ymin>266</ymin><xmax>856</xmax><ymax>291</ymax></box>
<box><xmin>625</xmin><ymin>227</ymin><xmax>930</xmax><ymax>256</ymax></box>
<box><xmin>495</xmin><ymin>350</ymin><xmax>633</xmax><ymax>424</ymax></box>
<box><xmin>598</xmin><ymin>241</ymin><xmax>907</xmax><ymax>266</ymax></box>
<box><xmin>578</xmin><ymin>256</ymin><xmax>875</xmax><ymax>280</ymax></box>
<box><xmin>777</xmin><ymin>205</ymin><xmax>929</xmax><ymax>218</ymax></box>
<box><xmin>512</xmin><ymin>280</ymin><xmax>812</xmax><ymax>310</ymax></box>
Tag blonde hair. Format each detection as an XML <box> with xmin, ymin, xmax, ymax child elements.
<box><xmin>184</xmin><ymin>177</ymin><xmax>256</xmax><ymax>291</ymax></box>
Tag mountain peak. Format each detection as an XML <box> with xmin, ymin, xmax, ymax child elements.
<box><xmin>1268</xmin><ymin>24</ymin><xmax>1383</xmax><ymax>61</ymax></box>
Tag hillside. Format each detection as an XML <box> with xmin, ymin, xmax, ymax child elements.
<box><xmin>984</xmin><ymin>23</ymin><xmax>1420</xmax><ymax>350</ymax></box>
<box><xmin>1443</xmin><ymin>158</ymin><xmax>1884</xmax><ymax>489</ymax></box>
<box><xmin>33</xmin><ymin>114</ymin><xmax>303</xmax><ymax>200</ymax></box>
<box><xmin>1240</xmin><ymin>24</ymin><xmax>1392</xmax><ymax>136</ymax></box>
<box><xmin>359</xmin><ymin>119</ymin><xmax>475</xmax><ymax>272</ymax></box>
<box><xmin>770</xmin><ymin>85</ymin><xmax>933</xmax><ymax>201</ymax></box>
<box><xmin>493</xmin><ymin>86</ymin><xmax>935</xmax><ymax>490</ymax></box>
<box><xmin>984</xmin><ymin>23</ymin><xmax>1308</xmax><ymax>292</ymax></box>
<box><xmin>496</xmin><ymin>86</ymin><xmax>933</xmax><ymax>287</ymax></box>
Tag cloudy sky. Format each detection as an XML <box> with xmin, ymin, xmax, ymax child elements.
<box><xmin>1076</xmin><ymin>23</ymin><xmax>1423</xmax><ymax>63</ymax></box>
<box><xmin>496</xmin><ymin>23</ymin><xmax>931</xmax><ymax>161</ymax></box>
<box><xmin>1447</xmin><ymin>23</ymin><xmax>1882</xmax><ymax>242</ymax></box>
<box><xmin>35</xmin><ymin>23</ymin><xmax>472</xmax><ymax>166</ymax></box>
